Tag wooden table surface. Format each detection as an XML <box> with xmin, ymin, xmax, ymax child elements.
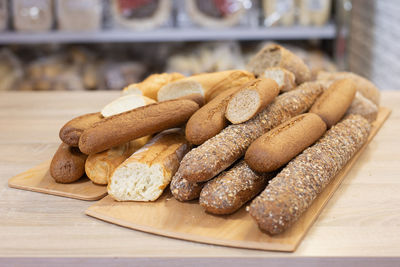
<box><xmin>0</xmin><ymin>91</ymin><xmax>399</xmax><ymax>266</ymax></box>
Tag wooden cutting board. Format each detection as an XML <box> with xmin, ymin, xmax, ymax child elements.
<box><xmin>85</xmin><ymin>107</ymin><xmax>391</xmax><ymax>252</ymax></box>
<box><xmin>8</xmin><ymin>160</ymin><xmax>107</xmax><ymax>201</ymax></box>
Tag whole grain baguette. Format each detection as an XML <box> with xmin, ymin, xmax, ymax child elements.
<box><xmin>316</xmin><ymin>71</ymin><xmax>380</xmax><ymax>106</ymax></box>
<box><xmin>50</xmin><ymin>143</ymin><xmax>88</xmax><ymax>183</ymax></box>
<box><xmin>310</xmin><ymin>79</ymin><xmax>356</xmax><ymax>128</ymax></box>
<box><xmin>246</xmin><ymin>44</ymin><xmax>311</xmax><ymax>84</ymax></box>
<box><xmin>79</xmin><ymin>99</ymin><xmax>199</xmax><ymax>155</ymax></box>
<box><xmin>59</xmin><ymin>112</ymin><xmax>103</xmax><ymax>147</ymax></box>
<box><xmin>170</xmin><ymin>171</ymin><xmax>205</xmax><ymax>202</ymax></box>
<box><xmin>345</xmin><ymin>92</ymin><xmax>378</xmax><ymax>123</ymax></box>
<box><xmin>173</xmin><ymin>81</ymin><xmax>324</xmax><ymax>186</ymax></box>
<box><xmin>261</xmin><ymin>67</ymin><xmax>296</xmax><ymax>92</ymax></box>
<box><xmin>185</xmin><ymin>87</ymin><xmax>241</xmax><ymax>145</ymax></box>
<box><xmin>245</xmin><ymin>113</ymin><xmax>327</xmax><ymax>173</ymax></box>
<box><xmin>108</xmin><ymin>129</ymin><xmax>190</xmax><ymax>201</ymax></box>
<box><xmin>249</xmin><ymin>115</ymin><xmax>371</xmax><ymax>235</ymax></box>
<box><xmin>225</xmin><ymin>78</ymin><xmax>279</xmax><ymax>124</ymax></box>
<box><xmin>200</xmin><ymin>160</ymin><xmax>275</xmax><ymax>215</ymax></box>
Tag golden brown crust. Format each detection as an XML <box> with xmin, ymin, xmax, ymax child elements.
<box><xmin>50</xmin><ymin>143</ymin><xmax>88</xmax><ymax>183</ymax></box>
<box><xmin>245</xmin><ymin>113</ymin><xmax>327</xmax><ymax>173</ymax></box>
<box><xmin>310</xmin><ymin>79</ymin><xmax>356</xmax><ymax>128</ymax></box>
<box><xmin>59</xmin><ymin>112</ymin><xmax>103</xmax><ymax>147</ymax></box>
<box><xmin>79</xmin><ymin>99</ymin><xmax>199</xmax><ymax>155</ymax></box>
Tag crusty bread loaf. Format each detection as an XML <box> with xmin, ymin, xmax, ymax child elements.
<box><xmin>122</xmin><ymin>72</ymin><xmax>184</xmax><ymax>100</ymax></box>
<box><xmin>157</xmin><ymin>70</ymin><xmax>254</xmax><ymax>102</ymax></box>
<box><xmin>249</xmin><ymin>115</ymin><xmax>371</xmax><ymax>235</ymax></box>
<box><xmin>345</xmin><ymin>92</ymin><xmax>378</xmax><ymax>123</ymax></box>
<box><xmin>50</xmin><ymin>143</ymin><xmax>88</xmax><ymax>183</ymax></box>
<box><xmin>108</xmin><ymin>129</ymin><xmax>190</xmax><ymax>201</ymax></box>
<box><xmin>200</xmin><ymin>160</ymin><xmax>275</xmax><ymax>215</ymax></box>
<box><xmin>172</xmin><ymin>81</ymin><xmax>323</xmax><ymax>188</ymax></box>
<box><xmin>59</xmin><ymin>112</ymin><xmax>103</xmax><ymax>147</ymax></box>
<box><xmin>262</xmin><ymin>67</ymin><xmax>296</xmax><ymax>92</ymax></box>
<box><xmin>85</xmin><ymin>136</ymin><xmax>151</xmax><ymax>185</ymax></box>
<box><xmin>101</xmin><ymin>94</ymin><xmax>156</xmax><ymax>117</ymax></box>
<box><xmin>310</xmin><ymin>79</ymin><xmax>356</xmax><ymax>128</ymax></box>
<box><xmin>185</xmin><ymin>87</ymin><xmax>241</xmax><ymax>145</ymax></box>
<box><xmin>246</xmin><ymin>44</ymin><xmax>311</xmax><ymax>84</ymax></box>
<box><xmin>245</xmin><ymin>113</ymin><xmax>327</xmax><ymax>173</ymax></box>
<box><xmin>178</xmin><ymin>93</ymin><xmax>205</xmax><ymax>107</ymax></box>
<box><xmin>79</xmin><ymin>99</ymin><xmax>199</xmax><ymax>155</ymax></box>
<box><xmin>316</xmin><ymin>71</ymin><xmax>380</xmax><ymax>106</ymax></box>
<box><xmin>225</xmin><ymin>78</ymin><xmax>279</xmax><ymax>124</ymax></box>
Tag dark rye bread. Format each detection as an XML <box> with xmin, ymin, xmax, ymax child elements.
<box><xmin>50</xmin><ymin>143</ymin><xmax>88</xmax><ymax>183</ymax></box>
<box><xmin>249</xmin><ymin>115</ymin><xmax>371</xmax><ymax>235</ymax></box>
<box><xmin>310</xmin><ymin>79</ymin><xmax>356</xmax><ymax>128</ymax></box>
<box><xmin>170</xmin><ymin>82</ymin><xmax>323</xmax><ymax>201</ymax></box>
<box><xmin>79</xmin><ymin>99</ymin><xmax>199</xmax><ymax>155</ymax></box>
<box><xmin>200</xmin><ymin>160</ymin><xmax>275</xmax><ymax>215</ymax></box>
<box><xmin>59</xmin><ymin>112</ymin><xmax>103</xmax><ymax>147</ymax></box>
<box><xmin>245</xmin><ymin>113</ymin><xmax>327</xmax><ymax>173</ymax></box>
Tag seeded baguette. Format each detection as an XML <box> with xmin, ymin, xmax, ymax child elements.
<box><xmin>345</xmin><ymin>92</ymin><xmax>378</xmax><ymax>123</ymax></box>
<box><xmin>200</xmin><ymin>160</ymin><xmax>275</xmax><ymax>215</ymax></box>
<box><xmin>173</xmin><ymin>81</ymin><xmax>323</xmax><ymax>188</ymax></box>
<box><xmin>225</xmin><ymin>78</ymin><xmax>279</xmax><ymax>124</ymax></box>
<box><xmin>170</xmin><ymin>171</ymin><xmax>204</xmax><ymax>202</ymax></box>
<box><xmin>262</xmin><ymin>67</ymin><xmax>296</xmax><ymax>92</ymax></box>
<box><xmin>246</xmin><ymin>44</ymin><xmax>311</xmax><ymax>84</ymax></box>
<box><xmin>245</xmin><ymin>113</ymin><xmax>327</xmax><ymax>173</ymax></box>
<box><xmin>310</xmin><ymin>79</ymin><xmax>356</xmax><ymax>128</ymax></box>
<box><xmin>79</xmin><ymin>99</ymin><xmax>199</xmax><ymax>155</ymax></box>
<box><xmin>59</xmin><ymin>112</ymin><xmax>103</xmax><ymax>147</ymax></box>
<box><xmin>249</xmin><ymin>115</ymin><xmax>371</xmax><ymax>235</ymax></box>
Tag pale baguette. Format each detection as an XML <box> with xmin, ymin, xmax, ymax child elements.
<box><xmin>101</xmin><ymin>94</ymin><xmax>156</xmax><ymax>117</ymax></box>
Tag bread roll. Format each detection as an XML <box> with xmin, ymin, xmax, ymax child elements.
<box><xmin>108</xmin><ymin>129</ymin><xmax>190</xmax><ymax>201</ymax></box>
<box><xmin>310</xmin><ymin>79</ymin><xmax>356</xmax><ymax>128</ymax></box>
<box><xmin>59</xmin><ymin>112</ymin><xmax>103</xmax><ymax>147</ymax></box>
<box><xmin>262</xmin><ymin>67</ymin><xmax>296</xmax><ymax>92</ymax></box>
<box><xmin>246</xmin><ymin>44</ymin><xmax>311</xmax><ymax>84</ymax></box>
<box><xmin>245</xmin><ymin>113</ymin><xmax>327</xmax><ymax>173</ymax></box>
<box><xmin>185</xmin><ymin>87</ymin><xmax>241</xmax><ymax>145</ymax></box>
<box><xmin>249</xmin><ymin>115</ymin><xmax>371</xmax><ymax>235</ymax></box>
<box><xmin>157</xmin><ymin>70</ymin><xmax>254</xmax><ymax>102</ymax></box>
<box><xmin>345</xmin><ymin>92</ymin><xmax>378</xmax><ymax>123</ymax></box>
<box><xmin>172</xmin><ymin>81</ymin><xmax>323</xmax><ymax>186</ymax></box>
<box><xmin>316</xmin><ymin>71</ymin><xmax>380</xmax><ymax>106</ymax></box>
<box><xmin>85</xmin><ymin>136</ymin><xmax>151</xmax><ymax>185</ymax></box>
<box><xmin>122</xmin><ymin>72</ymin><xmax>184</xmax><ymax>100</ymax></box>
<box><xmin>79</xmin><ymin>99</ymin><xmax>199</xmax><ymax>155</ymax></box>
<box><xmin>50</xmin><ymin>143</ymin><xmax>87</xmax><ymax>184</ymax></box>
<box><xmin>200</xmin><ymin>160</ymin><xmax>275</xmax><ymax>215</ymax></box>
<box><xmin>101</xmin><ymin>94</ymin><xmax>156</xmax><ymax>117</ymax></box>
<box><xmin>225</xmin><ymin>78</ymin><xmax>279</xmax><ymax>124</ymax></box>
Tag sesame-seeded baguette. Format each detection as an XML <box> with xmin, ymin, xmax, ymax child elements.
<box><xmin>170</xmin><ymin>171</ymin><xmax>204</xmax><ymax>202</ymax></box>
<box><xmin>174</xmin><ymin>81</ymin><xmax>324</xmax><ymax>186</ymax></box>
<box><xmin>345</xmin><ymin>92</ymin><xmax>378</xmax><ymax>123</ymax></box>
<box><xmin>249</xmin><ymin>115</ymin><xmax>371</xmax><ymax>235</ymax></box>
<box><xmin>246</xmin><ymin>44</ymin><xmax>311</xmax><ymax>84</ymax></box>
<box><xmin>200</xmin><ymin>160</ymin><xmax>275</xmax><ymax>215</ymax></box>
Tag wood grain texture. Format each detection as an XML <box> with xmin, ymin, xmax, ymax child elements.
<box><xmin>0</xmin><ymin>91</ymin><xmax>400</xmax><ymax>262</ymax></box>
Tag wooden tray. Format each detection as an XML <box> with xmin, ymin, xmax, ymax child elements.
<box><xmin>85</xmin><ymin>107</ymin><xmax>391</xmax><ymax>252</ymax></box>
<box><xmin>8</xmin><ymin>160</ymin><xmax>107</xmax><ymax>201</ymax></box>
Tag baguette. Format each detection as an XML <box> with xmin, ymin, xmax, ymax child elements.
<box><xmin>185</xmin><ymin>87</ymin><xmax>241</xmax><ymax>145</ymax></box>
<box><xmin>310</xmin><ymin>79</ymin><xmax>356</xmax><ymax>128</ymax></box>
<box><xmin>79</xmin><ymin>99</ymin><xmax>199</xmax><ymax>155</ymax></box>
<box><xmin>200</xmin><ymin>160</ymin><xmax>275</xmax><ymax>215</ymax></box>
<box><xmin>122</xmin><ymin>72</ymin><xmax>184</xmax><ymax>100</ymax></box>
<box><xmin>245</xmin><ymin>113</ymin><xmax>327</xmax><ymax>173</ymax></box>
<box><xmin>249</xmin><ymin>115</ymin><xmax>371</xmax><ymax>234</ymax></box>
<box><xmin>59</xmin><ymin>112</ymin><xmax>103</xmax><ymax>147</ymax></box>
<box><xmin>101</xmin><ymin>94</ymin><xmax>156</xmax><ymax>117</ymax></box>
<box><xmin>246</xmin><ymin>44</ymin><xmax>311</xmax><ymax>84</ymax></box>
<box><xmin>85</xmin><ymin>136</ymin><xmax>151</xmax><ymax>185</ymax></box>
<box><xmin>157</xmin><ymin>70</ymin><xmax>254</xmax><ymax>102</ymax></box>
<box><xmin>225</xmin><ymin>78</ymin><xmax>279</xmax><ymax>124</ymax></box>
<box><xmin>345</xmin><ymin>92</ymin><xmax>378</xmax><ymax>123</ymax></box>
<box><xmin>50</xmin><ymin>143</ymin><xmax>88</xmax><ymax>184</ymax></box>
<box><xmin>173</xmin><ymin>81</ymin><xmax>323</xmax><ymax>186</ymax></box>
<box><xmin>316</xmin><ymin>71</ymin><xmax>380</xmax><ymax>106</ymax></box>
<box><xmin>108</xmin><ymin>129</ymin><xmax>190</xmax><ymax>201</ymax></box>
<box><xmin>261</xmin><ymin>67</ymin><xmax>296</xmax><ymax>92</ymax></box>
